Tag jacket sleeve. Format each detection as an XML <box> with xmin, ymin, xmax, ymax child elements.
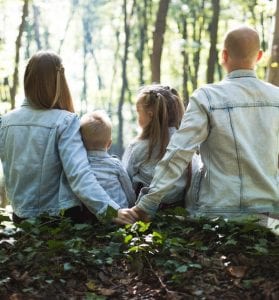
<box><xmin>57</xmin><ymin>114</ymin><xmax>120</xmax><ymax>216</ymax></box>
<box><xmin>122</xmin><ymin>142</ymin><xmax>141</xmax><ymax>182</ymax></box>
<box><xmin>117</xmin><ymin>161</ymin><xmax>136</xmax><ymax>207</ymax></box>
<box><xmin>136</xmin><ymin>90</ymin><xmax>210</xmax><ymax>216</ymax></box>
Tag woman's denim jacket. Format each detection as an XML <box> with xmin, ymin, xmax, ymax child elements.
<box><xmin>137</xmin><ymin>70</ymin><xmax>279</xmax><ymax>217</ymax></box>
<box><xmin>0</xmin><ymin>100</ymin><xmax>120</xmax><ymax>218</ymax></box>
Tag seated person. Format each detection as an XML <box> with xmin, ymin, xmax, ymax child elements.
<box><xmin>80</xmin><ymin>110</ymin><xmax>136</xmax><ymax>208</ymax></box>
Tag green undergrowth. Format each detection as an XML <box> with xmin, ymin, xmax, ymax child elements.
<box><xmin>0</xmin><ymin>207</ymin><xmax>278</xmax><ymax>299</ymax></box>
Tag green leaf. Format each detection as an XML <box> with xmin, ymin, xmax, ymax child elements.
<box><xmin>47</xmin><ymin>240</ymin><xmax>65</xmax><ymax>250</ymax></box>
<box><xmin>63</xmin><ymin>262</ymin><xmax>73</xmax><ymax>271</ymax></box>
<box><xmin>124</xmin><ymin>234</ymin><xmax>133</xmax><ymax>244</ymax></box>
<box><xmin>0</xmin><ymin>215</ymin><xmax>10</xmax><ymax>222</ymax></box>
<box><xmin>176</xmin><ymin>265</ymin><xmax>188</xmax><ymax>273</ymax></box>
<box><xmin>103</xmin><ymin>206</ymin><xmax>118</xmax><ymax>222</ymax></box>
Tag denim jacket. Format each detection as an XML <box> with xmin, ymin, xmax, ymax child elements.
<box><xmin>122</xmin><ymin>127</ymin><xmax>186</xmax><ymax>202</ymax></box>
<box><xmin>0</xmin><ymin>100</ymin><xmax>120</xmax><ymax>218</ymax></box>
<box><xmin>87</xmin><ymin>150</ymin><xmax>136</xmax><ymax>208</ymax></box>
<box><xmin>137</xmin><ymin>70</ymin><xmax>279</xmax><ymax>217</ymax></box>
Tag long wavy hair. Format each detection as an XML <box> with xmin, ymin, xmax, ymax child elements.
<box><xmin>24</xmin><ymin>50</ymin><xmax>74</xmax><ymax>112</ymax></box>
<box><xmin>137</xmin><ymin>84</ymin><xmax>185</xmax><ymax>160</ymax></box>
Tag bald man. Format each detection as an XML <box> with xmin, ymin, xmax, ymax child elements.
<box><xmin>116</xmin><ymin>26</ymin><xmax>279</xmax><ymax>224</ymax></box>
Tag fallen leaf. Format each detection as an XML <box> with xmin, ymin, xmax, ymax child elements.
<box><xmin>99</xmin><ymin>287</ymin><xmax>116</xmax><ymax>296</ymax></box>
<box><xmin>86</xmin><ymin>280</ymin><xmax>97</xmax><ymax>291</ymax></box>
<box><xmin>226</xmin><ymin>266</ymin><xmax>248</xmax><ymax>278</ymax></box>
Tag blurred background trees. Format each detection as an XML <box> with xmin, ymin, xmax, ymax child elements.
<box><xmin>0</xmin><ymin>0</ymin><xmax>278</xmax><ymax>156</ymax></box>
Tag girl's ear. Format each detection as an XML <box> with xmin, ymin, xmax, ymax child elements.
<box><xmin>147</xmin><ymin>110</ymin><xmax>153</xmax><ymax>119</ymax></box>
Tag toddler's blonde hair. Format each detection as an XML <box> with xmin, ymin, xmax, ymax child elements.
<box><xmin>80</xmin><ymin>110</ymin><xmax>112</xmax><ymax>150</ymax></box>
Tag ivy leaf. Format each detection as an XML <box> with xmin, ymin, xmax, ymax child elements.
<box><xmin>102</xmin><ymin>206</ymin><xmax>118</xmax><ymax>222</ymax></box>
<box><xmin>0</xmin><ymin>215</ymin><xmax>10</xmax><ymax>223</ymax></box>
<box><xmin>176</xmin><ymin>265</ymin><xmax>188</xmax><ymax>273</ymax></box>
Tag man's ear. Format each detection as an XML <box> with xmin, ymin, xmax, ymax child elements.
<box><xmin>221</xmin><ymin>49</ymin><xmax>228</xmax><ymax>64</ymax></box>
<box><xmin>256</xmin><ymin>50</ymin><xmax>263</xmax><ymax>62</ymax></box>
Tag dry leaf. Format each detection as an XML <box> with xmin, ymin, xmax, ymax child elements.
<box><xmin>99</xmin><ymin>287</ymin><xmax>116</xmax><ymax>296</ymax></box>
<box><xmin>86</xmin><ymin>280</ymin><xmax>97</xmax><ymax>291</ymax></box>
<box><xmin>226</xmin><ymin>266</ymin><xmax>248</xmax><ymax>278</ymax></box>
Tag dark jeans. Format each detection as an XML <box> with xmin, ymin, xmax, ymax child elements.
<box><xmin>12</xmin><ymin>205</ymin><xmax>98</xmax><ymax>225</ymax></box>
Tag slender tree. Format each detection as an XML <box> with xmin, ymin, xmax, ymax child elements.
<box><xmin>180</xmin><ymin>16</ymin><xmax>189</xmax><ymax>105</ymax></box>
<box><xmin>33</xmin><ymin>4</ymin><xmax>41</xmax><ymax>50</ymax></box>
<box><xmin>151</xmin><ymin>0</ymin><xmax>170</xmax><ymax>83</ymax></box>
<box><xmin>135</xmin><ymin>0</ymin><xmax>148</xmax><ymax>85</ymax></box>
<box><xmin>206</xmin><ymin>0</ymin><xmax>220</xmax><ymax>83</ymax></box>
<box><xmin>192</xmin><ymin>0</ymin><xmax>206</xmax><ymax>90</ymax></box>
<box><xmin>10</xmin><ymin>0</ymin><xmax>29</xmax><ymax>109</ymax></box>
<box><xmin>116</xmin><ymin>0</ymin><xmax>136</xmax><ymax>156</ymax></box>
<box><xmin>57</xmin><ymin>0</ymin><xmax>79</xmax><ymax>54</ymax></box>
<box><xmin>267</xmin><ymin>0</ymin><xmax>279</xmax><ymax>86</ymax></box>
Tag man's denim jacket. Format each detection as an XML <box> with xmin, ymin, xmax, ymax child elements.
<box><xmin>137</xmin><ymin>70</ymin><xmax>279</xmax><ymax>217</ymax></box>
<box><xmin>0</xmin><ymin>100</ymin><xmax>120</xmax><ymax>218</ymax></box>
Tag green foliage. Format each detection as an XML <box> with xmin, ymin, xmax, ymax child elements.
<box><xmin>0</xmin><ymin>210</ymin><xmax>278</xmax><ymax>298</ymax></box>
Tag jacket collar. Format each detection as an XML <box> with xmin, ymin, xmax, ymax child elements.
<box><xmin>87</xmin><ymin>150</ymin><xmax>110</xmax><ymax>157</ymax></box>
<box><xmin>226</xmin><ymin>69</ymin><xmax>257</xmax><ymax>79</ymax></box>
<box><xmin>21</xmin><ymin>99</ymin><xmax>31</xmax><ymax>107</ymax></box>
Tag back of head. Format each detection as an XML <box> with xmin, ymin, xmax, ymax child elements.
<box><xmin>137</xmin><ymin>84</ymin><xmax>185</xmax><ymax>159</ymax></box>
<box><xmin>24</xmin><ymin>50</ymin><xmax>74</xmax><ymax>112</ymax></box>
<box><xmin>80</xmin><ymin>110</ymin><xmax>112</xmax><ymax>150</ymax></box>
<box><xmin>224</xmin><ymin>26</ymin><xmax>260</xmax><ymax>66</ymax></box>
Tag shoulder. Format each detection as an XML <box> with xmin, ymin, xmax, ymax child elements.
<box><xmin>127</xmin><ymin>139</ymin><xmax>148</xmax><ymax>151</ymax></box>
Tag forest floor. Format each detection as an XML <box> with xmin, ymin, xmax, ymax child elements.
<box><xmin>0</xmin><ymin>207</ymin><xmax>279</xmax><ymax>300</ymax></box>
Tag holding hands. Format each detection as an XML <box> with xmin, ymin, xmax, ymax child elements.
<box><xmin>115</xmin><ymin>206</ymin><xmax>150</xmax><ymax>224</ymax></box>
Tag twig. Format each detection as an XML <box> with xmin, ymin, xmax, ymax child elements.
<box><xmin>144</xmin><ymin>256</ymin><xmax>189</xmax><ymax>298</ymax></box>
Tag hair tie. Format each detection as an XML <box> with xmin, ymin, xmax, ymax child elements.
<box><xmin>149</xmin><ymin>90</ymin><xmax>161</xmax><ymax>99</ymax></box>
<box><xmin>51</xmin><ymin>65</ymin><xmax>64</xmax><ymax>108</ymax></box>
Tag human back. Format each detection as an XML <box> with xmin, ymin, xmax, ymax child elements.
<box><xmin>122</xmin><ymin>84</ymin><xmax>185</xmax><ymax>196</ymax></box>
<box><xmin>80</xmin><ymin>110</ymin><xmax>136</xmax><ymax>209</ymax></box>
<box><xmin>114</xmin><ymin>25</ymin><xmax>279</xmax><ymax>224</ymax></box>
<box><xmin>0</xmin><ymin>50</ymin><xmax>121</xmax><ymax>222</ymax></box>
<box><xmin>186</xmin><ymin>72</ymin><xmax>279</xmax><ymax>214</ymax></box>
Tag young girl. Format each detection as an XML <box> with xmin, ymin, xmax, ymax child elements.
<box><xmin>0</xmin><ymin>51</ymin><xmax>134</xmax><ymax>224</ymax></box>
<box><xmin>122</xmin><ymin>84</ymin><xmax>186</xmax><ymax>201</ymax></box>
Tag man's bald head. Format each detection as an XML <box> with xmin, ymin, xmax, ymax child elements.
<box><xmin>224</xmin><ymin>26</ymin><xmax>260</xmax><ymax>66</ymax></box>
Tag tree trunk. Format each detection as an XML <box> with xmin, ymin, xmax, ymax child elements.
<box><xmin>267</xmin><ymin>0</ymin><xmax>279</xmax><ymax>86</ymax></box>
<box><xmin>206</xmin><ymin>0</ymin><xmax>220</xmax><ymax>83</ymax></box>
<box><xmin>116</xmin><ymin>0</ymin><xmax>136</xmax><ymax>156</ymax></box>
<box><xmin>10</xmin><ymin>0</ymin><xmax>29</xmax><ymax>109</ymax></box>
<box><xmin>57</xmin><ymin>4</ymin><xmax>77</xmax><ymax>54</ymax></box>
<box><xmin>136</xmin><ymin>0</ymin><xmax>148</xmax><ymax>85</ymax></box>
<box><xmin>108</xmin><ymin>30</ymin><xmax>120</xmax><ymax>114</ymax></box>
<box><xmin>33</xmin><ymin>4</ymin><xmax>41</xmax><ymax>50</ymax></box>
<box><xmin>150</xmin><ymin>0</ymin><xmax>170</xmax><ymax>83</ymax></box>
<box><xmin>181</xmin><ymin>17</ymin><xmax>189</xmax><ymax>106</ymax></box>
<box><xmin>193</xmin><ymin>0</ymin><xmax>205</xmax><ymax>90</ymax></box>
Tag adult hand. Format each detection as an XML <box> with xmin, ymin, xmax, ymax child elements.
<box><xmin>130</xmin><ymin>206</ymin><xmax>151</xmax><ymax>222</ymax></box>
<box><xmin>114</xmin><ymin>208</ymin><xmax>139</xmax><ymax>225</ymax></box>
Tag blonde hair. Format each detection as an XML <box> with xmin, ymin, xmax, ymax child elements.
<box><xmin>137</xmin><ymin>84</ymin><xmax>185</xmax><ymax>160</ymax></box>
<box><xmin>80</xmin><ymin>110</ymin><xmax>112</xmax><ymax>150</ymax></box>
<box><xmin>24</xmin><ymin>50</ymin><xmax>74</xmax><ymax>112</ymax></box>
